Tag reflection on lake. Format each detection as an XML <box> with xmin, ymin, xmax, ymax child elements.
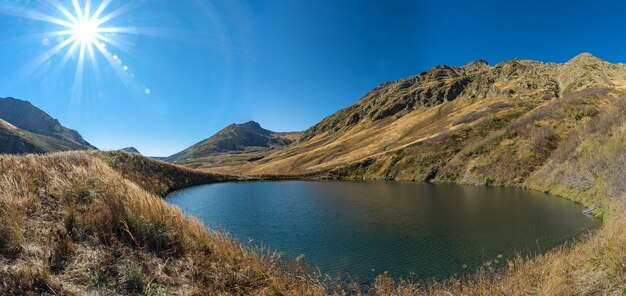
<box><xmin>167</xmin><ymin>181</ymin><xmax>599</xmax><ymax>283</ymax></box>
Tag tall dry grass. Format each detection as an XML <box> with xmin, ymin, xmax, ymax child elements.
<box><xmin>93</xmin><ymin>151</ymin><xmax>236</xmax><ymax>196</ymax></box>
<box><xmin>0</xmin><ymin>149</ymin><xmax>624</xmax><ymax>295</ymax></box>
<box><xmin>0</xmin><ymin>152</ymin><xmax>328</xmax><ymax>295</ymax></box>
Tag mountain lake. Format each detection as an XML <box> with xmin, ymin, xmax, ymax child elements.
<box><xmin>166</xmin><ymin>180</ymin><xmax>600</xmax><ymax>284</ymax></box>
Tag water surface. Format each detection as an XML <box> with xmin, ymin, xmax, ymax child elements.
<box><xmin>167</xmin><ymin>181</ymin><xmax>599</xmax><ymax>283</ymax></box>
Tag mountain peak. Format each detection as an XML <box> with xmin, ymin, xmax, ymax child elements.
<box><xmin>120</xmin><ymin>147</ymin><xmax>141</xmax><ymax>154</ymax></box>
<box><xmin>558</xmin><ymin>52</ymin><xmax>617</xmax><ymax>94</ymax></box>
<box><xmin>462</xmin><ymin>59</ymin><xmax>490</xmax><ymax>71</ymax></box>
<box><xmin>567</xmin><ymin>52</ymin><xmax>605</xmax><ymax>64</ymax></box>
<box><xmin>239</xmin><ymin>120</ymin><xmax>261</xmax><ymax>128</ymax></box>
<box><xmin>165</xmin><ymin>121</ymin><xmax>297</xmax><ymax>162</ymax></box>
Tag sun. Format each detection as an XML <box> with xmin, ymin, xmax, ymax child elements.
<box><xmin>71</xmin><ymin>18</ymin><xmax>99</xmax><ymax>45</ymax></box>
<box><xmin>0</xmin><ymin>0</ymin><xmax>160</xmax><ymax>98</ymax></box>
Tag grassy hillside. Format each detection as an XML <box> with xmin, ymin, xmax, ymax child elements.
<box><xmin>0</xmin><ymin>150</ymin><xmax>624</xmax><ymax>294</ymax></box>
<box><xmin>202</xmin><ymin>54</ymin><xmax>624</xmax><ymax>181</ymax></box>
<box><xmin>94</xmin><ymin>151</ymin><xmax>237</xmax><ymax>196</ymax></box>
<box><xmin>0</xmin><ymin>151</ymin><xmax>327</xmax><ymax>295</ymax></box>
<box><xmin>327</xmin><ymin>88</ymin><xmax>625</xmax><ymax>210</ymax></box>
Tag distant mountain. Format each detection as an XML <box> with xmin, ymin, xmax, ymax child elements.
<box><xmin>0</xmin><ymin>97</ymin><xmax>96</xmax><ymax>154</ymax></box>
<box><xmin>165</xmin><ymin>121</ymin><xmax>300</xmax><ymax>163</ymax></box>
<box><xmin>0</xmin><ymin>119</ymin><xmax>88</xmax><ymax>154</ymax></box>
<box><xmin>120</xmin><ymin>147</ymin><xmax>141</xmax><ymax>154</ymax></box>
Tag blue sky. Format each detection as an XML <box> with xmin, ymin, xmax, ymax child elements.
<box><xmin>0</xmin><ymin>0</ymin><xmax>625</xmax><ymax>156</ymax></box>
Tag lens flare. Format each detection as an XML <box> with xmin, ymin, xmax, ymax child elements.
<box><xmin>0</xmin><ymin>0</ymin><xmax>157</xmax><ymax>97</ymax></box>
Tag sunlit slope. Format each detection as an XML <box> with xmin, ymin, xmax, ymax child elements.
<box><xmin>204</xmin><ymin>54</ymin><xmax>625</xmax><ymax>204</ymax></box>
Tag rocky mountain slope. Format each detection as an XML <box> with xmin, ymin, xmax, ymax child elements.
<box><xmin>0</xmin><ymin>97</ymin><xmax>95</xmax><ymax>150</ymax></box>
<box><xmin>165</xmin><ymin>120</ymin><xmax>301</xmax><ymax>167</ymax></box>
<box><xmin>0</xmin><ymin>118</ymin><xmax>93</xmax><ymax>155</ymax></box>
<box><xmin>202</xmin><ymin>54</ymin><xmax>625</xmax><ymax>206</ymax></box>
<box><xmin>0</xmin><ymin>97</ymin><xmax>96</xmax><ymax>154</ymax></box>
<box><xmin>301</xmin><ymin>53</ymin><xmax>622</xmax><ymax>141</ymax></box>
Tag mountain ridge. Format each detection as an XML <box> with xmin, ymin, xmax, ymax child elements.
<box><xmin>0</xmin><ymin>97</ymin><xmax>96</xmax><ymax>150</ymax></box>
<box><xmin>300</xmin><ymin>52</ymin><xmax>622</xmax><ymax>142</ymax></box>
<box><xmin>0</xmin><ymin>98</ymin><xmax>96</xmax><ymax>154</ymax></box>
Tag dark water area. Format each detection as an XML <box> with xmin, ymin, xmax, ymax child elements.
<box><xmin>167</xmin><ymin>181</ymin><xmax>599</xmax><ymax>283</ymax></box>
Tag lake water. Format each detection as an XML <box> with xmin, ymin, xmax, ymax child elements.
<box><xmin>166</xmin><ymin>181</ymin><xmax>599</xmax><ymax>283</ymax></box>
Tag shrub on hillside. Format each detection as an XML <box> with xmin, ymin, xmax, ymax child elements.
<box><xmin>528</xmin><ymin>126</ymin><xmax>559</xmax><ymax>156</ymax></box>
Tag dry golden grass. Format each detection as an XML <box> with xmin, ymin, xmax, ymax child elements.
<box><xmin>0</xmin><ymin>152</ymin><xmax>329</xmax><ymax>295</ymax></box>
<box><xmin>93</xmin><ymin>151</ymin><xmax>237</xmax><ymax>196</ymax></box>
<box><xmin>0</xmin><ymin>144</ymin><xmax>624</xmax><ymax>294</ymax></box>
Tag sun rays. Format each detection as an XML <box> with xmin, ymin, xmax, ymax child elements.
<box><xmin>0</xmin><ymin>0</ymin><xmax>152</xmax><ymax>98</ymax></box>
